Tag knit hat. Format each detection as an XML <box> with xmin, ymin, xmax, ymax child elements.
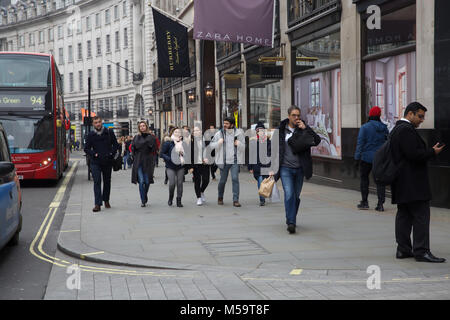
<box><xmin>369</xmin><ymin>106</ymin><xmax>382</xmax><ymax>117</ymax></box>
<box><xmin>255</xmin><ymin>121</ymin><xmax>265</xmax><ymax>131</ymax></box>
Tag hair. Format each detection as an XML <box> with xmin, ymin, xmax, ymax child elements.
<box><xmin>169</xmin><ymin>126</ymin><xmax>179</xmax><ymax>137</ymax></box>
<box><xmin>404</xmin><ymin>102</ymin><xmax>427</xmax><ymax>117</ymax></box>
<box><xmin>288</xmin><ymin>105</ymin><xmax>301</xmax><ymax>115</ymax></box>
<box><xmin>224</xmin><ymin>117</ymin><xmax>235</xmax><ymax>126</ymax></box>
<box><xmin>368</xmin><ymin>115</ymin><xmax>381</xmax><ymax>122</ymax></box>
<box><xmin>92</xmin><ymin>116</ymin><xmax>101</xmax><ymax>121</ymax></box>
<box><xmin>137</xmin><ymin>121</ymin><xmax>149</xmax><ymax>134</ymax></box>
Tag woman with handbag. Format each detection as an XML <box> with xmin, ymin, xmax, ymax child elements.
<box><xmin>131</xmin><ymin>121</ymin><xmax>156</xmax><ymax>207</ymax></box>
<box><xmin>160</xmin><ymin>127</ymin><xmax>186</xmax><ymax>207</ymax></box>
<box><xmin>248</xmin><ymin>122</ymin><xmax>274</xmax><ymax>206</ymax></box>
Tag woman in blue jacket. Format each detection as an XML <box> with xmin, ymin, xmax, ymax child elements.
<box><xmin>354</xmin><ymin>106</ymin><xmax>389</xmax><ymax>211</ymax></box>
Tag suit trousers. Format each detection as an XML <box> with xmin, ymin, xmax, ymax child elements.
<box><xmin>395</xmin><ymin>200</ymin><xmax>430</xmax><ymax>256</ymax></box>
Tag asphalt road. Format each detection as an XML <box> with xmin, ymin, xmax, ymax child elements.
<box><xmin>0</xmin><ymin>160</ymin><xmax>77</xmax><ymax>300</ymax></box>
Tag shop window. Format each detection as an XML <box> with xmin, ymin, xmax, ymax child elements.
<box><xmin>398</xmin><ymin>71</ymin><xmax>407</xmax><ymax>118</ymax></box>
<box><xmin>376</xmin><ymin>79</ymin><xmax>384</xmax><ymax>111</ymax></box>
<box><xmin>310</xmin><ymin>79</ymin><xmax>320</xmax><ymax>107</ymax></box>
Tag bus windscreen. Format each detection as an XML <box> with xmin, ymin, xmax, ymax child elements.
<box><xmin>0</xmin><ymin>55</ymin><xmax>51</xmax><ymax>88</ymax></box>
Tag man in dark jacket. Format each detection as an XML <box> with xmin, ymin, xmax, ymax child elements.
<box><xmin>390</xmin><ymin>102</ymin><xmax>445</xmax><ymax>263</ymax></box>
<box><xmin>84</xmin><ymin>116</ymin><xmax>119</xmax><ymax>212</ymax></box>
<box><xmin>354</xmin><ymin>106</ymin><xmax>389</xmax><ymax>211</ymax></box>
<box><xmin>276</xmin><ymin>106</ymin><xmax>321</xmax><ymax>234</ymax></box>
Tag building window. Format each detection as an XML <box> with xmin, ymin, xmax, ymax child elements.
<box><xmin>114</xmin><ymin>5</ymin><xmax>119</xmax><ymax>20</ymax></box>
<box><xmin>29</xmin><ymin>33</ymin><xmax>35</xmax><ymax>46</ymax></box>
<box><xmin>39</xmin><ymin>31</ymin><xmax>44</xmax><ymax>44</ymax></box>
<box><xmin>95</xmin><ymin>13</ymin><xmax>100</xmax><ymax>28</ymax></box>
<box><xmin>123</xmin><ymin>1</ymin><xmax>127</xmax><ymax>17</ymax></box>
<box><xmin>77</xmin><ymin>43</ymin><xmax>82</xmax><ymax>60</ymax></box>
<box><xmin>79</xmin><ymin>71</ymin><xmax>83</xmax><ymax>92</ymax></box>
<box><xmin>398</xmin><ymin>71</ymin><xmax>407</xmax><ymax>118</ymax></box>
<box><xmin>310</xmin><ymin>79</ymin><xmax>320</xmax><ymax>107</ymax></box>
<box><xmin>105</xmin><ymin>9</ymin><xmax>111</xmax><ymax>24</ymax></box>
<box><xmin>19</xmin><ymin>35</ymin><xmax>25</xmax><ymax>47</ymax></box>
<box><xmin>124</xmin><ymin>28</ymin><xmax>128</xmax><ymax>47</ymax></box>
<box><xmin>97</xmin><ymin>67</ymin><xmax>102</xmax><ymax>89</ymax></box>
<box><xmin>88</xmin><ymin>69</ymin><xmax>92</xmax><ymax>82</ymax></box>
<box><xmin>59</xmin><ymin>48</ymin><xmax>64</xmax><ymax>64</ymax></box>
<box><xmin>96</xmin><ymin>37</ymin><xmax>102</xmax><ymax>55</ymax></box>
<box><xmin>68</xmin><ymin>45</ymin><xmax>73</xmax><ymax>62</ymax></box>
<box><xmin>124</xmin><ymin>60</ymin><xmax>129</xmax><ymax>82</ymax></box>
<box><xmin>48</xmin><ymin>28</ymin><xmax>54</xmax><ymax>41</ymax></box>
<box><xmin>107</xmin><ymin>65</ymin><xmax>112</xmax><ymax>87</ymax></box>
<box><xmin>87</xmin><ymin>40</ymin><xmax>92</xmax><ymax>58</ymax></box>
<box><xmin>86</xmin><ymin>16</ymin><xmax>91</xmax><ymax>31</ymax></box>
<box><xmin>106</xmin><ymin>34</ymin><xmax>111</xmax><ymax>53</ymax></box>
<box><xmin>376</xmin><ymin>79</ymin><xmax>384</xmax><ymax>110</ymax></box>
<box><xmin>69</xmin><ymin>72</ymin><xmax>74</xmax><ymax>92</ymax></box>
<box><xmin>116</xmin><ymin>63</ymin><xmax>121</xmax><ymax>86</ymax></box>
<box><xmin>67</xmin><ymin>20</ymin><xmax>73</xmax><ymax>36</ymax></box>
<box><xmin>115</xmin><ymin>31</ymin><xmax>120</xmax><ymax>50</ymax></box>
<box><xmin>61</xmin><ymin>74</ymin><xmax>64</xmax><ymax>93</ymax></box>
<box><xmin>76</xmin><ymin>20</ymin><xmax>82</xmax><ymax>34</ymax></box>
<box><xmin>58</xmin><ymin>25</ymin><xmax>63</xmax><ymax>39</ymax></box>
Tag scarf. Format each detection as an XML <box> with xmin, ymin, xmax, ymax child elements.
<box><xmin>171</xmin><ymin>135</ymin><xmax>185</xmax><ymax>164</ymax></box>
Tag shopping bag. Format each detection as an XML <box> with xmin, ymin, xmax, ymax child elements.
<box><xmin>258</xmin><ymin>176</ymin><xmax>275</xmax><ymax>198</ymax></box>
<box><xmin>270</xmin><ymin>182</ymin><xmax>281</xmax><ymax>203</ymax></box>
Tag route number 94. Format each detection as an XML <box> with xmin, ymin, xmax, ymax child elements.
<box><xmin>30</xmin><ymin>96</ymin><xmax>43</xmax><ymax>105</ymax></box>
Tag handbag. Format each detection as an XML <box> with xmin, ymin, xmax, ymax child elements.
<box><xmin>107</xmin><ymin>129</ymin><xmax>122</xmax><ymax>172</ymax></box>
<box><xmin>288</xmin><ymin>129</ymin><xmax>316</xmax><ymax>154</ymax></box>
<box><xmin>258</xmin><ymin>176</ymin><xmax>275</xmax><ymax>198</ymax></box>
<box><xmin>270</xmin><ymin>182</ymin><xmax>281</xmax><ymax>203</ymax></box>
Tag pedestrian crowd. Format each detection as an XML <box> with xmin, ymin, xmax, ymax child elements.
<box><xmin>83</xmin><ymin>101</ymin><xmax>446</xmax><ymax>263</ymax></box>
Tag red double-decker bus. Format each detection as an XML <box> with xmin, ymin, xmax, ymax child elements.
<box><xmin>0</xmin><ymin>52</ymin><xmax>70</xmax><ymax>180</ymax></box>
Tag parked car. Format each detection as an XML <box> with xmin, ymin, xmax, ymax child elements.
<box><xmin>0</xmin><ymin>123</ymin><xmax>22</xmax><ymax>250</ymax></box>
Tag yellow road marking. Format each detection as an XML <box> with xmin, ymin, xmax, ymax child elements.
<box><xmin>289</xmin><ymin>269</ymin><xmax>303</xmax><ymax>275</ymax></box>
<box><xmin>80</xmin><ymin>251</ymin><xmax>105</xmax><ymax>256</ymax></box>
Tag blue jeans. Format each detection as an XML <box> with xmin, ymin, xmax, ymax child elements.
<box><xmin>123</xmin><ymin>154</ymin><xmax>128</xmax><ymax>170</ymax></box>
<box><xmin>91</xmin><ymin>163</ymin><xmax>112</xmax><ymax>206</ymax></box>
<box><xmin>257</xmin><ymin>175</ymin><xmax>267</xmax><ymax>203</ymax></box>
<box><xmin>280</xmin><ymin>166</ymin><xmax>304</xmax><ymax>225</ymax></box>
<box><xmin>218</xmin><ymin>164</ymin><xmax>240</xmax><ymax>202</ymax></box>
<box><xmin>138</xmin><ymin>166</ymin><xmax>150</xmax><ymax>204</ymax></box>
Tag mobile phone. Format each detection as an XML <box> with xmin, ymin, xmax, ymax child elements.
<box><xmin>438</xmin><ymin>142</ymin><xmax>446</xmax><ymax>148</ymax></box>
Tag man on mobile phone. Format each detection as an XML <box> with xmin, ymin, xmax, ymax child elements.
<box><xmin>390</xmin><ymin>102</ymin><xmax>446</xmax><ymax>263</ymax></box>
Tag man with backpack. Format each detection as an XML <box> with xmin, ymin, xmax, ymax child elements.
<box><xmin>84</xmin><ymin>116</ymin><xmax>120</xmax><ymax>212</ymax></box>
<box><xmin>354</xmin><ymin>106</ymin><xmax>389</xmax><ymax>211</ymax></box>
<box><xmin>389</xmin><ymin>102</ymin><xmax>445</xmax><ymax>263</ymax></box>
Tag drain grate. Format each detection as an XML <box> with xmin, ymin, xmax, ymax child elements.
<box><xmin>201</xmin><ymin>238</ymin><xmax>270</xmax><ymax>257</ymax></box>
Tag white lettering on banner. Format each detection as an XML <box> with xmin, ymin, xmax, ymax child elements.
<box><xmin>195</xmin><ymin>31</ymin><xmax>271</xmax><ymax>46</ymax></box>
<box><xmin>246</xmin><ymin>36</ymin><xmax>253</xmax><ymax>43</ymax></box>
<box><xmin>196</xmin><ymin>31</ymin><xmax>203</xmax><ymax>38</ymax></box>
<box><xmin>236</xmin><ymin>35</ymin><xmax>244</xmax><ymax>42</ymax></box>
<box><xmin>223</xmin><ymin>34</ymin><xmax>231</xmax><ymax>41</ymax></box>
<box><xmin>205</xmin><ymin>32</ymin><xmax>213</xmax><ymax>39</ymax></box>
<box><xmin>255</xmin><ymin>38</ymin><xmax>263</xmax><ymax>45</ymax></box>
<box><xmin>215</xmin><ymin>33</ymin><xmax>221</xmax><ymax>40</ymax></box>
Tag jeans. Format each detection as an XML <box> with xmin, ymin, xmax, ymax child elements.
<box><xmin>138</xmin><ymin>166</ymin><xmax>150</xmax><ymax>204</ymax></box>
<box><xmin>91</xmin><ymin>163</ymin><xmax>112</xmax><ymax>206</ymax></box>
<box><xmin>256</xmin><ymin>175</ymin><xmax>267</xmax><ymax>203</ymax></box>
<box><xmin>123</xmin><ymin>154</ymin><xmax>128</xmax><ymax>170</ymax></box>
<box><xmin>280</xmin><ymin>166</ymin><xmax>304</xmax><ymax>225</ymax></box>
<box><xmin>218</xmin><ymin>164</ymin><xmax>240</xmax><ymax>202</ymax></box>
<box><xmin>360</xmin><ymin>160</ymin><xmax>385</xmax><ymax>204</ymax></box>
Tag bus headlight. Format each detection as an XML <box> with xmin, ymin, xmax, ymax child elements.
<box><xmin>42</xmin><ymin>158</ymin><xmax>51</xmax><ymax>166</ymax></box>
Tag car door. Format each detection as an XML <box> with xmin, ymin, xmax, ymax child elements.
<box><xmin>0</xmin><ymin>129</ymin><xmax>19</xmax><ymax>248</ymax></box>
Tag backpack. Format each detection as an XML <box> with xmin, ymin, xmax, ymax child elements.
<box><xmin>372</xmin><ymin>124</ymin><xmax>406</xmax><ymax>186</ymax></box>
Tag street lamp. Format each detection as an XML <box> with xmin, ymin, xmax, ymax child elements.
<box><xmin>188</xmin><ymin>89</ymin><xmax>195</xmax><ymax>103</ymax></box>
<box><xmin>204</xmin><ymin>82</ymin><xmax>214</xmax><ymax>100</ymax></box>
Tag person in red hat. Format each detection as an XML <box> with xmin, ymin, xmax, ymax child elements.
<box><xmin>354</xmin><ymin>106</ymin><xmax>389</xmax><ymax>211</ymax></box>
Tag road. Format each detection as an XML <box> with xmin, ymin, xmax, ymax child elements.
<box><xmin>0</xmin><ymin>158</ymin><xmax>78</xmax><ymax>300</ymax></box>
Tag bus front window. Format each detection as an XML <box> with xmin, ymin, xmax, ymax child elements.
<box><xmin>0</xmin><ymin>115</ymin><xmax>54</xmax><ymax>154</ymax></box>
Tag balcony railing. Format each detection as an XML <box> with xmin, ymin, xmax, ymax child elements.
<box><xmin>288</xmin><ymin>0</ymin><xmax>339</xmax><ymax>27</ymax></box>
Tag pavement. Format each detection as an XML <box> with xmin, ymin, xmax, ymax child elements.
<box><xmin>44</xmin><ymin>152</ymin><xmax>450</xmax><ymax>300</ymax></box>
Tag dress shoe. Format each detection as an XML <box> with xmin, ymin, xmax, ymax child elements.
<box><xmin>92</xmin><ymin>205</ymin><xmax>101</xmax><ymax>212</ymax></box>
<box><xmin>415</xmin><ymin>252</ymin><xmax>446</xmax><ymax>263</ymax></box>
<box><xmin>357</xmin><ymin>201</ymin><xmax>369</xmax><ymax>210</ymax></box>
<box><xmin>104</xmin><ymin>201</ymin><xmax>111</xmax><ymax>209</ymax></box>
<box><xmin>233</xmin><ymin>201</ymin><xmax>241</xmax><ymax>207</ymax></box>
<box><xmin>287</xmin><ymin>224</ymin><xmax>296</xmax><ymax>234</ymax></box>
<box><xmin>396</xmin><ymin>249</ymin><xmax>414</xmax><ymax>259</ymax></box>
<box><xmin>218</xmin><ymin>198</ymin><xmax>224</xmax><ymax>205</ymax></box>
<box><xmin>375</xmin><ymin>203</ymin><xmax>384</xmax><ymax>212</ymax></box>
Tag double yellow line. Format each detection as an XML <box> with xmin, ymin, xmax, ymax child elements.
<box><xmin>29</xmin><ymin>161</ymin><xmax>187</xmax><ymax>278</ymax></box>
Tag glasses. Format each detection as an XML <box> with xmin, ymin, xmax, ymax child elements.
<box><xmin>290</xmin><ymin>114</ymin><xmax>301</xmax><ymax>118</ymax></box>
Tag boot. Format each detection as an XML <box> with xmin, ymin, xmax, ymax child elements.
<box><xmin>176</xmin><ymin>197</ymin><xmax>183</xmax><ymax>208</ymax></box>
<box><xmin>357</xmin><ymin>201</ymin><xmax>369</xmax><ymax>210</ymax></box>
<box><xmin>375</xmin><ymin>202</ymin><xmax>384</xmax><ymax>212</ymax></box>
<box><xmin>168</xmin><ymin>191</ymin><xmax>174</xmax><ymax>206</ymax></box>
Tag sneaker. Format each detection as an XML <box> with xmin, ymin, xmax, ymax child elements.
<box><xmin>233</xmin><ymin>201</ymin><xmax>241</xmax><ymax>207</ymax></box>
<box><xmin>141</xmin><ymin>203</ymin><xmax>146</xmax><ymax>207</ymax></box>
<box><xmin>357</xmin><ymin>201</ymin><xmax>369</xmax><ymax>210</ymax></box>
<box><xmin>201</xmin><ymin>193</ymin><xmax>206</xmax><ymax>202</ymax></box>
<box><xmin>259</xmin><ymin>200</ymin><xmax>265</xmax><ymax>206</ymax></box>
<box><xmin>197</xmin><ymin>198</ymin><xmax>203</xmax><ymax>206</ymax></box>
<box><xmin>287</xmin><ymin>224</ymin><xmax>296</xmax><ymax>234</ymax></box>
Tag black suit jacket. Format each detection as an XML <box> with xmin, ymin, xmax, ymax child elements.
<box><xmin>390</xmin><ymin>120</ymin><xmax>436</xmax><ymax>204</ymax></box>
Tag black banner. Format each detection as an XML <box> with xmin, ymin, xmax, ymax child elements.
<box><xmin>153</xmin><ymin>8</ymin><xmax>191</xmax><ymax>78</ymax></box>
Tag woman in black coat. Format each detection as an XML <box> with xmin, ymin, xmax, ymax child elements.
<box><xmin>131</xmin><ymin>121</ymin><xmax>156</xmax><ymax>207</ymax></box>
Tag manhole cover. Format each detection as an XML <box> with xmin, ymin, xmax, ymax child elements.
<box><xmin>201</xmin><ymin>238</ymin><xmax>270</xmax><ymax>257</ymax></box>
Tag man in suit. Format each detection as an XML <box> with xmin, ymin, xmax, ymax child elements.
<box><xmin>390</xmin><ymin>102</ymin><xmax>446</xmax><ymax>263</ymax></box>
